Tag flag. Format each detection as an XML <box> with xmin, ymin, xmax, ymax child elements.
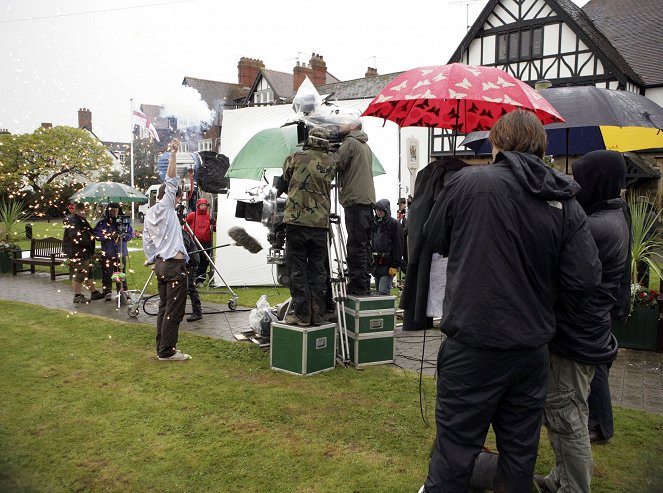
<box><xmin>132</xmin><ymin>109</ymin><xmax>160</xmax><ymax>141</ymax></box>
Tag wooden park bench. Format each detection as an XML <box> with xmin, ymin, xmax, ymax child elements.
<box><xmin>12</xmin><ymin>236</ymin><xmax>69</xmax><ymax>281</ymax></box>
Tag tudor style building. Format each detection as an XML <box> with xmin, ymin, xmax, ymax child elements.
<box><xmin>432</xmin><ymin>0</ymin><xmax>663</xmax><ymax>157</ymax></box>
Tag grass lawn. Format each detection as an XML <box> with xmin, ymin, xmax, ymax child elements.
<box><xmin>1</xmin><ymin>301</ymin><xmax>663</xmax><ymax>492</ymax></box>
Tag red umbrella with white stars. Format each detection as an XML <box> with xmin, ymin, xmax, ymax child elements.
<box><xmin>362</xmin><ymin>63</ymin><xmax>564</xmax><ymax>132</ymax></box>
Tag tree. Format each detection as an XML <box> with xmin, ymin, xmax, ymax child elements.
<box><xmin>0</xmin><ymin>126</ymin><xmax>113</xmax><ymax>217</ymax></box>
<box><xmin>130</xmin><ymin>137</ymin><xmax>162</xmax><ymax>191</ymax></box>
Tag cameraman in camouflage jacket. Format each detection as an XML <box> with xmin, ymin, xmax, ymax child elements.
<box><xmin>282</xmin><ymin>127</ymin><xmax>336</xmax><ymax>326</ymax></box>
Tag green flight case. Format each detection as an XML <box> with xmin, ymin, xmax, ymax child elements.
<box><xmin>342</xmin><ymin>295</ymin><xmax>395</xmax><ymax>367</ymax></box>
<box><xmin>270</xmin><ymin>322</ymin><xmax>337</xmax><ymax>376</ymax></box>
<box><xmin>343</xmin><ymin>294</ymin><xmax>396</xmax><ymax>335</ymax></box>
<box><xmin>345</xmin><ymin>330</ymin><xmax>395</xmax><ymax>368</ymax></box>
<box><xmin>344</xmin><ymin>294</ymin><xmax>397</xmax><ymax>312</ymax></box>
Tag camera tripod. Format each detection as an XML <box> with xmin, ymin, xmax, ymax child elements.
<box><xmin>183</xmin><ymin>221</ymin><xmax>238</xmax><ymax>310</ymax></box>
<box><xmin>328</xmin><ymin>212</ymin><xmax>351</xmax><ymax>366</ymax></box>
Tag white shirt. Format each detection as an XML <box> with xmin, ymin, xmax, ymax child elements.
<box><xmin>142</xmin><ymin>175</ymin><xmax>189</xmax><ymax>263</ymax></box>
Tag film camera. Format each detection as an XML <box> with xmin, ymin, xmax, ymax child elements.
<box><xmin>233</xmin><ymin>114</ymin><xmax>359</xmax><ymax>287</ymax></box>
<box><xmin>117</xmin><ymin>214</ymin><xmax>132</xmax><ymax>234</ymax></box>
<box><xmin>235</xmin><ymin>185</ymin><xmax>289</xmax><ymax>286</ymax></box>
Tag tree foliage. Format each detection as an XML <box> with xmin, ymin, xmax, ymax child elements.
<box><xmin>0</xmin><ymin>126</ymin><xmax>113</xmax><ymax>194</ymax></box>
<box><xmin>0</xmin><ymin>126</ymin><xmax>113</xmax><ymax>217</ymax></box>
<box><xmin>131</xmin><ymin>137</ymin><xmax>161</xmax><ymax>191</ymax></box>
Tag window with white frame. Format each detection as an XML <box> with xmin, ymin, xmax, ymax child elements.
<box><xmin>198</xmin><ymin>139</ymin><xmax>212</xmax><ymax>151</ymax></box>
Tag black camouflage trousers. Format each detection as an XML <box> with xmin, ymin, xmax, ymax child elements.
<box><xmin>285</xmin><ymin>224</ymin><xmax>327</xmax><ymax>321</ymax></box>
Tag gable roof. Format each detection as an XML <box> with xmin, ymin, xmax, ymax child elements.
<box><xmin>583</xmin><ymin>0</ymin><xmax>663</xmax><ymax>86</ymax></box>
<box><xmin>449</xmin><ymin>0</ymin><xmax>644</xmax><ymax>87</ymax></box>
<box><xmin>260</xmin><ymin>69</ymin><xmax>294</xmax><ymax>100</ymax></box>
<box><xmin>314</xmin><ymin>73</ymin><xmax>402</xmax><ymax>101</ymax></box>
<box><xmin>182</xmin><ymin>76</ymin><xmax>248</xmax><ymax>107</ymax></box>
<box><xmin>251</xmin><ymin>69</ymin><xmax>344</xmax><ymax>102</ymax></box>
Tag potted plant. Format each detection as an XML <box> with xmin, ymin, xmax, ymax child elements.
<box><xmin>0</xmin><ymin>200</ymin><xmax>25</xmax><ymax>273</ymax></box>
<box><xmin>611</xmin><ymin>196</ymin><xmax>663</xmax><ymax>351</ymax></box>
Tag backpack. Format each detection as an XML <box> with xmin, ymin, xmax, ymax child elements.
<box><xmin>197</xmin><ymin>151</ymin><xmax>230</xmax><ymax>193</ymax></box>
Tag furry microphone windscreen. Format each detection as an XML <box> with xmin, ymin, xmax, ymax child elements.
<box><xmin>228</xmin><ymin>226</ymin><xmax>263</xmax><ymax>254</ymax></box>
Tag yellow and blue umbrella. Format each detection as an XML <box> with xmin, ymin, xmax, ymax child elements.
<box><xmin>461</xmin><ymin>86</ymin><xmax>663</xmax><ymax>157</ymax></box>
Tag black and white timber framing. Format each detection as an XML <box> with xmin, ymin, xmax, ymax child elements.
<box><xmin>432</xmin><ymin>0</ymin><xmax>657</xmax><ymax>156</ymax></box>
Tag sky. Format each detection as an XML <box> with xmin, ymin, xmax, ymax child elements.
<box><xmin>0</xmin><ymin>0</ymin><xmax>589</xmax><ymax>142</ymax></box>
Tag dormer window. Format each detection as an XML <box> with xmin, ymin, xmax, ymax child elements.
<box><xmin>497</xmin><ymin>27</ymin><xmax>543</xmax><ymax>62</ymax></box>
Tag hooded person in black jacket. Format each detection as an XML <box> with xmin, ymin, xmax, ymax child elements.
<box><xmin>537</xmin><ymin>150</ymin><xmax>630</xmax><ymax>493</ymax></box>
<box><xmin>371</xmin><ymin>199</ymin><xmax>402</xmax><ymax>295</ymax></box>
<box><xmin>419</xmin><ymin>110</ymin><xmax>601</xmax><ymax>493</ymax></box>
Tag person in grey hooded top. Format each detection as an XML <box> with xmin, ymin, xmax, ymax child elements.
<box><xmin>335</xmin><ymin>119</ymin><xmax>376</xmax><ymax>295</ymax></box>
<box><xmin>419</xmin><ymin>110</ymin><xmax>601</xmax><ymax>493</ymax></box>
<box><xmin>537</xmin><ymin>150</ymin><xmax>630</xmax><ymax>493</ymax></box>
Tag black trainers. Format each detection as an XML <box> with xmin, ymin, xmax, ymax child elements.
<box><xmin>186</xmin><ymin>313</ymin><xmax>203</xmax><ymax>322</ymax></box>
<box><xmin>90</xmin><ymin>290</ymin><xmax>105</xmax><ymax>301</ymax></box>
<box><xmin>73</xmin><ymin>294</ymin><xmax>89</xmax><ymax>303</ymax></box>
<box><xmin>104</xmin><ymin>292</ymin><xmax>112</xmax><ymax>302</ymax></box>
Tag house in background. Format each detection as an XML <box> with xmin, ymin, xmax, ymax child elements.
<box><xmin>244</xmin><ymin>53</ymin><xmax>341</xmax><ymax>106</ymax></box>
<box><xmin>435</xmin><ymin>0</ymin><xmax>663</xmax><ymax>161</ymax></box>
<box><xmin>180</xmin><ymin>76</ymin><xmax>248</xmax><ymax>152</ymax></box>
<box><xmin>75</xmin><ymin>108</ymin><xmax>126</xmax><ymax>173</ymax></box>
<box><xmin>137</xmin><ymin>53</ymin><xmax>345</xmax><ymax>155</ymax></box>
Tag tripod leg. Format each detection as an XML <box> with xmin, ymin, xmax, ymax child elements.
<box><xmin>183</xmin><ymin>222</ymin><xmax>238</xmax><ymax>307</ymax></box>
<box><xmin>329</xmin><ymin>221</ymin><xmax>351</xmax><ymax>365</ymax></box>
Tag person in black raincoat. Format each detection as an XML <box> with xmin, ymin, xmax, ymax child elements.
<box><xmin>63</xmin><ymin>202</ymin><xmax>105</xmax><ymax>303</ymax></box>
<box><xmin>537</xmin><ymin>150</ymin><xmax>630</xmax><ymax>493</ymax></box>
<box><xmin>419</xmin><ymin>110</ymin><xmax>601</xmax><ymax>493</ymax></box>
<box><xmin>399</xmin><ymin>157</ymin><xmax>468</xmax><ymax>330</ymax></box>
<box><xmin>371</xmin><ymin>199</ymin><xmax>402</xmax><ymax>295</ymax></box>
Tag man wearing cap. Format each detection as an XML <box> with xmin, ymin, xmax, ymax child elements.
<box><xmin>334</xmin><ymin>119</ymin><xmax>375</xmax><ymax>296</ymax></box>
<box><xmin>63</xmin><ymin>202</ymin><xmax>105</xmax><ymax>303</ymax></box>
<box><xmin>281</xmin><ymin>127</ymin><xmax>336</xmax><ymax>326</ymax></box>
<box><xmin>94</xmin><ymin>203</ymin><xmax>133</xmax><ymax>300</ymax></box>
<box><xmin>185</xmin><ymin>197</ymin><xmax>216</xmax><ymax>284</ymax></box>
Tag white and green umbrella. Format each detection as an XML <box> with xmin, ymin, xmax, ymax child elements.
<box><xmin>227</xmin><ymin>125</ymin><xmax>386</xmax><ymax>181</ymax></box>
<box><xmin>69</xmin><ymin>181</ymin><xmax>148</xmax><ymax>204</ymax></box>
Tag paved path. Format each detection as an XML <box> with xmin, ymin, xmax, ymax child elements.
<box><xmin>1</xmin><ymin>273</ymin><xmax>661</xmax><ymax>415</ymax></box>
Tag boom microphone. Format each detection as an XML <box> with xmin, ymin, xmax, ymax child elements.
<box><xmin>228</xmin><ymin>226</ymin><xmax>263</xmax><ymax>254</ymax></box>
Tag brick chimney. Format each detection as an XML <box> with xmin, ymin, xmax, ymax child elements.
<box><xmin>41</xmin><ymin>122</ymin><xmax>53</xmax><ymax>129</ymax></box>
<box><xmin>78</xmin><ymin>108</ymin><xmax>92</xmax><ymax>132</ymax></box>
<box><xmin>309</xmin><ymin>53</ymin><xmax>327</xmax><ymax>86</ymax></box>
<box><xmin>365</xmin><ymin>67</ymin><xmax>378</xmax><ymax>77</ymax></box>
<box><xmin>238</xmin><ymin>57</ymin><xmax>265</xmax><ymax>88</ymax></box>
<box><xmin>293</xmin><ymin>61</ymin><xmax>314</xmax><ymax>93</ymax></box>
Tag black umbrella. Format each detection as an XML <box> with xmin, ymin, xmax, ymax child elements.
<box><xmin>461</xmin><ymin>86</ymin><xmax>663</xmax><ymax>171</ymax></box>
